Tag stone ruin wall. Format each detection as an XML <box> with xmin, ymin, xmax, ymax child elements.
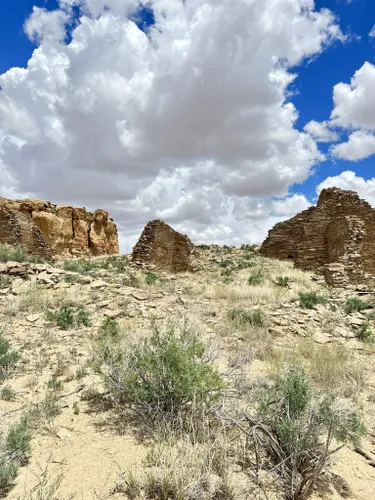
<box><xmin>132</xmin><ymin>220</ymin><xmax>193</xmax><ymax>272</ymax></box>
<box><xmin>0</xmin><ymin>196</ymin><xmax>119</xmax><ymax>259</ymax></box>
<box><xmin>260</xmin><ymin>188</ymin><xmax>375</xmax><ymax>285</ymax></box>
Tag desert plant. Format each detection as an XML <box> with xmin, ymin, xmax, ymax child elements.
<box><xmin>46</xmin><ymin>305</ymin><xmax>91</xmax><ymax>330</ymax></box>
<box><xmin>0</xmin><ymin>244</ymin><xmax>27</xmax><ymax>263</ymax></box>
<box><xmin>345</xmin><ymin>297</ymin><xmax>368</xmax><ymax>314</ymax></box>
<box><xmin>275</xmin><ymin>276</ymin><xmax>291</xmax><ymax>288</ymax></box>
<box><xmin>145</xmin><ymin>272</ymin><xmax>159</xmax><ymax>285</ymax></box>
<box><xmin>356</xmin><ymin>321</ymin><xmax>374</xmax><ymax>343</ymax></box>
<box><xmin>0</xmin><ymin>415</ymin><xmax>32</xmax><ymax>494</ymax></box>
<box><xmin>97</xmin><ymin>322</ymin><xmax>225</xmax><ymax>418</ymax></box>
<box><xmin>248</xmin><ymin>271</ymin><xmax>263</xmax><ymax>286</ymax></box>
<box><xmin>27</xmin><ymin>394</ymin><xmax>61</xmax><ymax>430</ymax></box>
<box><xmin>299</xmin><ymin>291</ymin><xmax>327</xmax><ymax>309</ymax></box>
<box><xmin>98</xmin><ymin>317</ymin><xmax>120</xmax><ymax>340</ymax></box>
<box><xmin>0</xmin><ymin>386</ymin><xmax>16</xmax><ymax>401</ymax></box>
<box><xmin>0</xmin><ymin>333</ymin><xmax>20</xmax><ymax>382</ymax></box>
<box><xmin>231</xmin><ymin>367</ymin><xmax>365</xmax><ymax>500</ymax></box>
<box><xmin>227</xmin><ymin>308</ymin><xmax>266</xmax><ymax>328</ymax></box>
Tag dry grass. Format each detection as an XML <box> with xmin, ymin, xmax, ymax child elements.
<box><xmin>4</xmin><ymin>284</ymin><xmax>81</xmax><ymax>316</ymax></box>
<box><xmin>204</xmin><ymin>259</ymin><xmax>316</xmax><ymax>306</ymax></box>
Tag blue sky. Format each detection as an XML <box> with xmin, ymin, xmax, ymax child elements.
<box><xmin>1</xmin><ymin>0</ymin><xmax>375</xmax><ymax>247</ymax></box>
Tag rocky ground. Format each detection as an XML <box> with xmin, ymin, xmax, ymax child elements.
<box><xmin>1</xmin><ymin>246</ymin><xmax>375</xmax><ymax>499</ymax></box>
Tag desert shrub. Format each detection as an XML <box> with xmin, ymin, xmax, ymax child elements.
<box><xmin>62</xmin><ymin>258</ymin><xmax>97</xmax><ymax>274</ymax></box>
<box><xmin>46</xmin><ymin>304</ymin><xmax>91</xmax><ymax>330</ymax></box>
<box><xmin>248</xmin><ymin>271</ymin><xmax>263</xmax><ymax>286</ymax></box>
<box><xmin>345</xmin><ymin>297</ymin><xmax>368</xmax><ymax>314</ymax></box>
<box><xmin>227</xmin><ymin>308</ymin><xmax>266</xmax><ymax>328</ymax></box>
<box><xmin>299</xmin><ymin>291</ymin><xmax>327</xmax><ymax>309</ymax></box>
<box><xmin>27</xmin><ymin>394</ymin><xmax>61</xmax><ymax>430</ymax></box>
<box><xmin>236</xmin><ymin>260</ymin><xmax>256</xmax><ymax>270</ymax></box>
<box><xmin>235</xmin><ymin>367</ymin><xmax>366</xmax><ymax>500</ymax></box>
<box><xmin>0</xmin><ymin>416</ymin><xmax>32</xmax><ymax>494</ymax></box>
<box><xmin>275</xmin><ymin>276</ymin><xmax>290</xmax><ymax>288</ymax></box>
<box><xmin>219</xmin><ymin>259</ymin><xmax>234</xmax><ymax>268</ymax></box>
<box><xmin>145</xmin><ymin>272</ymin><xmax>160</xmax><ymax>285</ymax></box>
<box><xmin>240</xmin><ymin>244</ymin><xmax>256</xmax><ymax>253</ymax></box>
<box><xmin>0</xmin><ymin>276</ymin><xmax>10</xmax><ymax>290</ymax></box>
<box><xmin>0</xmin><ymin>386</ymin><xmax>16</xmax><ymax>401</ymax></box>
<box><xmin>0</xmin><ymin>244</ymin><xmax>27</xmax><ymax>263</ymax></box>
<box><xmin>0</xmin><ymin>244</ymin><xmax>48</xmax><ymax>264</ymax></box>
<box><xmin>196</xmin><ymin>244</ymin><xmax>211</xmax><ymax>250</ymax></box>
<box><xmin>97</xmin><ymin>322</ymin><xmax>225</xmax><ymax>418</ymax></box>
<box><xmin>0</xmin><ymin>333</ymin><xmax>20</xmax><ymax>382</ymax></box>
<box><xmin>356</xmin><ymin>322</ymin><xmax>374</xmax><ymax>343</ymax></box>
<box><xmin>98</xmin><ymin>317</ymin><xmax>120</xmax><ymax>340</ymax></box>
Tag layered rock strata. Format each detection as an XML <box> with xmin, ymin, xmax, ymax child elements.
<box><xmin>0</xmin><ymin>196</ymin><xmax>118</xmax><ymax>258</ymax></box>
<box><xmin>260</xmin><ymin>188</ymin><xmax>375</xmax><ymax>286</ymax></box>
<box><xmin>132</xmin><ymin>220</ymin><xmax>193</xmax><ymax>272</ymax></box>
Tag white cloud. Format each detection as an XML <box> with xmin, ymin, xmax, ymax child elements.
<box><xmin>330</xmin><ymin>62</ymin><xmax>375</xmax><ymax>131</ymax></box>
<box><xmin>317</xmin><ymin>171</ymin><xmax>375</xmax><ymax>206</ymax></box>
<box><xmin>304</xmin><ymin>120</ymin><xmax>339</xmax><ymax>142</ymax></box>
<box><xmin>369</xmin><ymin>24</ymin><xmax>375</xmax><ymax>38</ymax></box>
<box><xmin>330</xmin><ymin>130</ymin><xmax>375</xmax><ymax>161</ymax></box>
<box><xmin>0</xmin><ymin>0</ymin><xmax>343</xmax><ymax>250</ymax></box>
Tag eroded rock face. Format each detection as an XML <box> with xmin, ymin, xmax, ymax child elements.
<box><xmin>132</xmin><ymin>220</ymin><xmax>193</xmax><ymax>272</ymax></box>
<box><xmin>260</xmin><ymin>188</ymin><xmax>375</xmax><ymax>286</ymax></box>
<box><xmin>0</xmin><ymin>196</ymin><xmax>118</xmax><ymax>258</ymax></box>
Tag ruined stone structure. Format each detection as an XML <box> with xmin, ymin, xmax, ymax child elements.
<box><xmin>0</xmin><ymin>196</ymin><xmax>118</xmax><ymax>258</ymax></box>
<box><xmin>132</xmin><ymin>220</ymin><xmax>193</xmax><ymax>272</ymax></box>
<box><xmin>260</xmin><ymin>188</ymin><xmax>375</xmax><ymax>286</ymax></box>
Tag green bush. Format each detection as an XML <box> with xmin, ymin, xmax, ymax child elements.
<box><xmin>0</xmin><ymin>386</ymin><xmax>16</xmax><ymax>401</ymax></box>
<box><xmin>146</xmin><ymin>272</ymin><xmax>159</xmax><ymax>285</ymax></box>
<box><xmin>0</xmin><ymin>333</ymin><xmax>20</xmax><ymax>382</ymax></box>
<box><xmin>240</xmin><ymin>244</ymin><xmax>256</xmax><ymax>253</ymax></box>
<box><xmin>0</xmin><ymin>416</ymin><xmax>32</xmax><ymax>494</ymax></box>
<box><xmin>98</xmin><ymin>317</ymin><xmax>120</xmax><ymax>340</ymax></box>
<box><xmin>227</xmin><ymin>308</ymin><xmax>266</xmax><ymax>328</ymax></box>
<box><xmin>345</xmin><ymin>297</ymin><xmax>368</xmax><ymax>314</ymax></box>
<box><xmin>299</xmin><ymin>291</ymin><xmax>327</xmax><ymax>309</ymax></box>
<box><xmin>248</xmin><ymin>271</ymin><xmax>263</xmax><ymax>286</ymax></box>
<box><xmin>46</xmin><ymin>305</ymin><xmax>91</xmax><ymax>330</ymax></box>
<box><xmin>97</xmin><ymin>322</ymin><xmax>225</xmax><ymax>418</ymax></box>
<box><xmin>5</xmin><ymin>416</ymin><xmax>32</xmax><ymax>463</ymax></box>
<box><xmin>62</xmin><ymin>258</ymin><xmax>97</xmax><ymax>274</ymax></box>
<box><xmin>275</xmin><ymin>276</ymin><xmax>290</xmax><ymax>288</ymax></box>
<box><xmin>0</xmin><ymin>244</ymin><xmax>48</xmax><ymax>264</ymax></box>
<box><xmin>249</xmin><ymin>367</ymin><xmax>366</xmax><ymax>499</ymax></box>
<box><xmin>356</xmin><ymin>322</ymin><xmax>374</xmax><ymax>343</ymax></box>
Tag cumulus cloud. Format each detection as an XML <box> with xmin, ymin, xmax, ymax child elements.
<box><xmin>0</xmin><ymin>0</ymin><xmax>343</xmax><ymax>249</ymax></box>
<box><xmin>304</xmin><ymin>120</ymin><xmax>339</xmax><ymax>142</ymax></box>
<box><xmin>369</xmin><ymin>24</ymin><xmax>375</xmax><ymax>38</ymax></box>
<box><xmin>317</xmin><ymin>171</ymin><xmax>375</xmax><ymax>206</ymax></box>
<box><xmin>331</xmin><ymin>130</ymin><xmax>375</xmax><ymax>161</ymax></box>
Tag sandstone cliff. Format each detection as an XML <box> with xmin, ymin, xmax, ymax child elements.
<box><xmin>0</xmin><ymin>196</ymin><xmax>119</xmax><ymax>258</ymax></box>
<box><xmin>132</xmin><ymin>220</ymin><xmax>193</xmax><ymax>272</ymax></box>
<box><xmin>259</xmin><ymin>188</ymin><xmax>375</xmax><ymax>286</ymax></box>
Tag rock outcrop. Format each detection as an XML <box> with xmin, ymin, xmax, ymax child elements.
<box><xmin>0</xmin><ymin>196</ymin><xmax>118</xmax><ymax>258</ymax></box>
<box><xmin>132</xmin><ymin>220</ymin><xmax>193</xmax><ymax>272</ymax></box>
<box><xmin>260</xmin><ymin>188</ymin><xmax>375</xmax><ymax>286</ymax></box>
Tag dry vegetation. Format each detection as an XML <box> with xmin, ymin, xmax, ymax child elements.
<box><xmin>0</xmin><ymin>244</ymin><xmax>375</xmax><ymax>499</ymax></box>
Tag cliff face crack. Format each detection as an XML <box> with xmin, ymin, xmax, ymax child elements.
<box><xmin>71</xmin><ymin>209</ymin><xmax>76</xmax><ymax>240</ymax></box>
<box><xmin>259</xmin><ymin>187</ymin><xmax>375</xmax><ymax>286</ymax></box>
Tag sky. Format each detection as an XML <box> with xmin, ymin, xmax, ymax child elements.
<box><xmin>1</xmin><ymin>0</ymin><xmax>375</xmax><ymax>252</ymax></box>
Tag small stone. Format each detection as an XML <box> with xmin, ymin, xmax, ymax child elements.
<box><xmin>103</xmin><ymin>309</ymin><xmax>123</xmax><ymax>318</ymax></box>
<box><xmin>90</xmin><ymin>280</ymin><xmax>107</xmax><ymax>290</ymax></box>
<box><xmin>97</xmin><ymin>300</ymin><xmax>111</xmax><ymax>308</ymax></box>
<box><xmin>26</xmin><ymin>314</ymin><xmax>40</xmax><ymax>323</ymax></box>
<box><xmin>131</xmin><ymin>292</ymin><xmax>148</xmax><ymax>301</ymax></box>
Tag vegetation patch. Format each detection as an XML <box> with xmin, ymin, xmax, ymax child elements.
<box><xmin>46</xmin><ymin>304</ymin><xmax>91</xmax><ymax>330</ymax></box>
<box><xmin>0</xmin><ymin>333</ymin><xmax>20</xmax><ymax>382</ymax></box>
<box><xmin>227</xmin><ymin>307</ymin><xmax>266</xmax><ymax>328</ymax></box>
<box><xmin>248</xmin><ymin>271</ymin><xmax>263</xmax><ymax>286</ymax></box>
<box><xmin>345</xmin><ymin>297</ymin><xmax>368</xmax><ymax>314</ymax></box>
<box><xmin>299</xmin><ymin>291</ymin><xmax>328</xmax><ymax>309</ymax></box>
<box><xmin>95</xmin><ymin>322</ymin><xmax>225</xmax><ymax>420</ymax></box>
